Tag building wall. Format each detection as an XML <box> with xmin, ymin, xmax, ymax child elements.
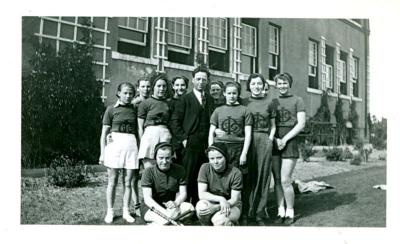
<box><xmin>22</xmin><ymin>17</ymin><xmax>369</xmax><ymax>138</ymax></box>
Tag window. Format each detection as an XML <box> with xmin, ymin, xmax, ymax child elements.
<box><xmin>268</xmin><ymin>24</ymin><xmax>280</xmax><ymax>80</ymax></box>
<box><xmin>167</xmin><ymin>18</ymin><xmax>192</xmax><ymax>51</ymax></box>
<box><xmin>324</xmin><ymin>45</ymin><xmax>335</xmax><ymax>90</ymax></box>
<box><xmin>166</xmin><ymin>17</ymin><xmax>194</xmax><ymax>65</ymax></box>
<box><xmin>241</xmin><ymin>23</ymin><xmax>257</xmax><ymax>74</ymax></box>
<box><xmin>339</xmin><ymin>51</ymin><xmax>348</xmax><ymax>95</ymax></box>
<box><xmin>35</xmin><ymin>16</ymin><xmax>111</xmax><ymax>101</ymax></box>
<box><xmin>208</xmin><ymin>18</ymin><xmax>229</xmax><ymax>72</ymax></box>
<box><xmin>351</xmin><ymin>57</ymin><xmax>359</xmax><ymax>97</ymax></box>
<box><xmin>208</xmin><ymin>18</ymin><xmax>228</xmax><ymax>51</ymax></box>
<box><xmin>308</xmin><ymin>40</ymin><xmax>318</xmax><ymax>89</ymax></box>
<box><xmin>117</xmin><ymin>17</ymin><xmax>151</xmax><ymax>58</ymax></box>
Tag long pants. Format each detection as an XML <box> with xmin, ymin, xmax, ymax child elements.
<box><xmin>247</xmin><ymin>132</ymin><xmax>273</xmax><ymax>218</ymax></box>
<box><xmin>183</xmin><ymin>132</ymin><xmax>208</xmax><ymax>204</ymax></box>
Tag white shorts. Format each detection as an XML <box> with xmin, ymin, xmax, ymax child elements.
<box><xmin>104</xmin><ymin>132</ymin><xmax>139</xmax><ymax>169</ymax></box>
<box><xmin>138</xmin><ymin>125</ymin><xmax>172</xmax><ymax>160</ymax></box>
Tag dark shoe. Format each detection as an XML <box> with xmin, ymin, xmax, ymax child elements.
<box><xmin>283</xmin><ymin>217</ymin><xmax>295</xmax><ymax>225</ymax></box>
<box><xmin>255</xmin><ymin>216</ymin><xmax>266</xmax><ymax>226</ymax></box>
<box><xmin>273</xmin><ymin>216</ymin><xmax>285</xmax><ymax>224</ymax></box>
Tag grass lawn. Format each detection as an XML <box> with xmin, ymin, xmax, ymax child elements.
<box><xmin>21</xmin><ymin>164</ymin><xmax>386</xmax><ymax>226</ymax></box>
<box><xmin>289</xmin><ymin>165</ymin><xmax>386</xmax><ymax>227</ymax></box>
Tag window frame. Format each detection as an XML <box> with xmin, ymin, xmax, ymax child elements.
<box><xmin>166</xmin><ymin>17</ymin><xmax>193</xmax><ymax>52</ymax></box>
<box><xmin>308</xmin><ymin>40</ymin><xmax>318</xmax><ymax>77</ymax></box>
<box><xmin>208</xmin><ymin>17</ymin><xmax>228</xmax><ymax>52</ymax></box>
<box><xmin>117</xmin><ymin>17</ymin><xmax>149</xmax><ymax>46</ymax></box>
<box><xmin>268</xmin><ymin>24</ymin><xmax>280</xmax><ymax>70</ymax></box>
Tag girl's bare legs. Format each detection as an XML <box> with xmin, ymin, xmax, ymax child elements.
<box><xmin>271</xmin><ymin>156</ymin><xmax>285</xmax><ymax>218</ymax></box>
<box><xmin>105</xmin><ymin>168</ymin><xmax>119</xmax><ymax>223</ymax></box>
<box><xmin>280</xmin><ymin>158</ymin><xmax>297</xmax><ymax>219</ymax></box>
<box><xmin>131</xmin><ymin>169</ymin><xmax>141</xmax><ymax>216</ymax></box>
<box><xmin>122</xmin><ymin>169</ymin><xmax>135</xmax><ymax>223</ymax></box>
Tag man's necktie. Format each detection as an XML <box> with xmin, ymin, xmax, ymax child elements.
<box><xmin>201</xmin><ymin>92</ymin><xmax>206</xmax><ymax>107</ymax></box>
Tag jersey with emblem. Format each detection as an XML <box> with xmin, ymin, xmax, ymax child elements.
<box><xmin>272</xmin><ymin>95</ymin><xmax>305</xmax><ymax>127</ymax></box>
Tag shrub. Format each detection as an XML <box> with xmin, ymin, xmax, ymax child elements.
<box><xmin>378</xmin><ymin>153</ymin><xmax>386</xmax><ymax>161</ymax></box>
<box><xmin>299</xmin><ymin>141</ymin><xmax>316</xmax><ymax>162</ymax></box>
<box><xmin>343</xmin><ymin>147</ymin><xmax>354</xmax><ymax>159</ymax></box>
<box><xmin>350</xmin><ymin>154</ymin><xmax>363</xmax><ymax>166</ymax></box>
<box><xmin>22</xmin><ymin>20</ymin><xmax>104</xmax><ymax>168</ymax></box>
<box><xmin>324</xmin><ymin>147</ymin><xmax>346</xmax><ymax>161</ymax></box>
<box><xmin>47</xmin><ymin>155</ymin><xmax>88</xmax><ymax>188</ymax></box>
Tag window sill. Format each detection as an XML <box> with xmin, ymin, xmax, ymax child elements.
<box><xmin>339</xmin><ymin>94</ymin><xmax>351</xmax><ymax>100</ymax></box>
<box><xmin>111</xmin><ymin>51</ymin><xmax>157</xmax><ymax>65</ymax></box>
<box><xmin>306</xmin><ymin>87</ymin><xmax>323</xmax><ymax>95</ymax></box>
<box><xmin>352</xmin><ymin>97</ymin><xmax>363</xmax><ymax>102</ymax></box>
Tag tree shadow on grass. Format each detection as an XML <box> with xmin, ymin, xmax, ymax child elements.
<box><xmin>294</xmin><ymin>190</ymin><xmax>357</xmax><ymax>219</ymax></box>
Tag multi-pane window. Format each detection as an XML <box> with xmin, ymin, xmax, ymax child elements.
<box><xmin>351</xmin><ymin>57</ymin><xmax>359</xmax><ymax>97</ymax></box>
<box><xmin>208</xmin><ymin>18</ymin><xmax>229</xmax><ymax>72</ymax></box>
<box><xmin>117</xmin><ymin>17</ymin><xmax>151</xmax><ymax>58</ymax></box>
<box><xmin>208</xmin><ymin>18</ymin><xmax>228</xmax><ymax>51</ymax></box>
<box><xmin>324</xmin><ymin>45</ymin><xmax>335</xmax><ymax>90</ymax></box>
<box><xmin>36</xmin><ymin>16</ymin><xmax>111</xmax><ymax>101</ymax></box>
<box><xmin>268</xmin><ymin>24</ymin><xmax>280</xmax><ymax>80</ymax></box>
<box><xmin>339</xmin><ymin>51</ymin><xmax>348</xmax><ymax>95</ymax></box>
<box><xmin>308</xmin><ymin>40</ymin><xmax>318</xmax><ymax>89</ymax></box>
<box><xmin>167</xmin><ymin>17</ymin><xmax>192</xmax><ymax>51</ymax></box>
<box><xmin>241</xmin><ymin>23</ymin><xmax>257</xmax><ymax>74</ymax></box>
<box><xmin>166</xmin><ymin>17</ymin><xmax>193</xmax><ymax>65</ymax></box>
<box><xmin>117</xmin><ymin>17</ymin><xmax>148</xmax><ymax>45</ymax></box>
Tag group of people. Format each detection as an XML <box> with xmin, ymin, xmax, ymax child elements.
<box><xmin>99</xmin><ymin>65</ymin><xmax>306</xmax><ymax>226</ymax></box>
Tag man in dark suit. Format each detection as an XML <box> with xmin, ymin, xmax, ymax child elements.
<box><xmin>170</xmin><ymin>66</ymin><xmax>215</xmax><ymax>204</ymax></box>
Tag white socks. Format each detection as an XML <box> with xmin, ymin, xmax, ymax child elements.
<box><xmin>104</xmin><ymin>207</ymin><xmax>136</xmax><ymax>224</ymax></box>
<box><xmin>104</xmin><ymin>208</ymin><xmax>114</xmax><ymax>224</ymax></box>
<box><xmin>278</xmin><ymin>206</ymin><xmax>285</xmax><ymax>217</ymax></box>
<box><xmin>285</xmin><ymin>208</ymin><xmax>294</xmax><ymax>219</ymax></box>
<box><xmin>123</xmin><ymin>207</ymin><xmax>135</xmax><ymax>223</ymax></box>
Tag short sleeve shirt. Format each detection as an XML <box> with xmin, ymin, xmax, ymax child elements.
<box><xmin>141</xmin><ymin>163</ymin><xmax>186</xmax><ymax>205</ymax></box>
<box><xmin>272</xmin><ymin>95</ymin><xmax>305</xmax><ymax>127</ymax></box>
<box><xmin>138</xmin><ymin>97</ymin><xmax>171</xmax><ymax>128</ymax></box>
<box><xmin>210</xmin><ymin>104</ymin><xmax>253</xmax><ymax>143</ymax></box>
<box><xmin>102</xmin><ymin>103</ymin><xmax>137</xmax><ymax>134</ymax></box>
<box><xmin>197</xmin><ymin>163</ymin><xmax>243</xmax><ymax>200</ymax></box>
<box><xmin>243</xmin><ymin>96</ymin><xmax>276</xmax><ymax>133</ymax></box>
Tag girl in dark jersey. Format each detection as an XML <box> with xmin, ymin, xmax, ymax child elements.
<box><xmin>99</xmin><ymin>82</ymin><xmax>139</xmax><ymax>224</ymax></box>
<box><xmin>242</xmin><ymin>73</ymin><xmax>276</xmax><ymax>225</ymax></box>
<box><xmin>271</xmin><ymin>73</ymin><xmax>306</xmax><ymax>225</ymax></box>
<box><xmin>137</xmin><ymin>74</ymin><xmax>172</xmax><ymax>169</ymax></box>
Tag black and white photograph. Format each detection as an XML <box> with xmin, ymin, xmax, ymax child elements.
<box><xmin>2</xmin><ymin>0</ymin><xmax>400</xmax><ymax>243</ymax></box>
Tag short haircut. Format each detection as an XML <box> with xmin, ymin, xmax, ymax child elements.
<box><xmin>224</xmin><ymin>81</ymin><xmax>241</xmax><ymax>97</ymax></box>
<box><xmin>209</xmin><ymin>80</ymin><xmax>224</xmax><ymax>89</ymax></box>
<box><xmin>274</xmin><ymin>72</ymin><xmax>294</xmax><ymax>87</ymax></box>
<box><xmin>246</xmin><ymin>73</ymin><xmax>267</xmax><ymax>92</ymax></box>
<box><xmin>171</xmin><ymin>76</ymin><xmax>189</xmax><ymax>87</ymax></box>
<box><xmin>116</xmin><ymin>82</ymin><xmax>135</xmax><ymax>98</ymax></box>
<box><xmin>136</xmin><ymin>77</ymin><xmax>150</xmax><ymax>87</ymax></box>
<box><xmin>150</xmin><ymin>73</ymin><xmax>169</xmax><ymax>91</ymax></box>
<box><xmin>192</xmin><ymin>65</ymin><xmax>210</xmax><ymax>79</ymax></box>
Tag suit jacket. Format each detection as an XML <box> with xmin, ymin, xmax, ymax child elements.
<box><xmin>170</xmin><ymin>91</ymin><xmax>215</xmax><ymax>144</ymax></box>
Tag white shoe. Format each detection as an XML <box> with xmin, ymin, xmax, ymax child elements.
<box><xmin>104</xmin><ymin>210</ymin><xmax>114</xmax><ymax>224</ymax></box>
<box><xmin>123</xmin><ymin>211</ymin><xmax>135</xmax><ymax>223</ymax></box>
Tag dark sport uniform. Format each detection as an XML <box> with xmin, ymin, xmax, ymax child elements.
<box><xmin>210</xmin><ymin>104</ymin><xmax>253</xmax><ymax>169</ymax></box>
<box><xmin>242</xmin><ymin>95</ymin><xmax>276</xmax><ymax>219</ymax></box>
<box><xmin>102</xmin><ymin>101</ymin><xmax>139</xmax><ymax>169</ymax></box>
<box><xmin>141</xmin><ymin>163</ymin><xmax>186</xmax><ymax>214</ymax></box>
<box><xmin>272</xmin><ymin>94</ymin><xmax>305</xmax><ymax>158</ymax></box>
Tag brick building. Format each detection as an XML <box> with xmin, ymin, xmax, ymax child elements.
<box><xmin>22</xmin><ymin>17</ymin><xmax>370</xmax><ymax>141</ymax></box>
